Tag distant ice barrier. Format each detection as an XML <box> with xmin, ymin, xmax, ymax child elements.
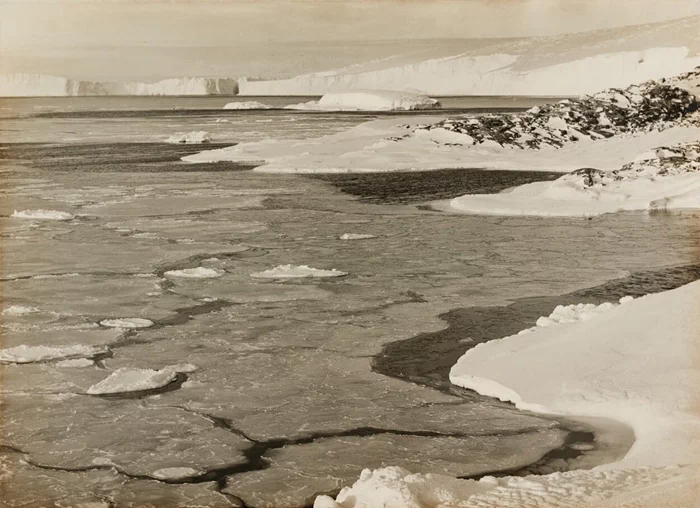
<box><xmin>0</xmin><ymin>74</ymin><xmax>238</xmax><ymax>97</ymax></box>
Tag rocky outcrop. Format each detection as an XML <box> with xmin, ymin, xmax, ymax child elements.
<box><xmin>414</xmin><ymin>70</ymin><xmax>700</xmax><ymax>150</ymax></box>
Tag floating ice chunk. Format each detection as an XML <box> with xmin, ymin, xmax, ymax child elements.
<box><xmin>223</xmin><ymin>101</ymin><xmax>273</xmax><ymax>110</ymax></box>
<box><xmin>251</xmin><ymin>264</ymin><xmax>348</xmax><ymax>279</ymax></box>
<box><xmin>165</xmin><ymin>131</ymin><xmax>212</xmax><ymax>144</ymax></box>
<box><xmin>533</xmin><ymin>301</ymin><xmax>618</xmax><ymax>328</ymax></box>
<box><xmin>11</xmin><ymin>209</ymin><xmax>74</xmax><ymax>221</ymax></box>
<box><xmin>0</xmin><ymin>344</ymin><xmax>108</xmax><ymax>364</ymax></box>
<box><xmin>2</xmin><ymin>305</ymin><xmax>41</xmax><ymax>315</ymax></box>
<box><xmin>56</xmin><ymin>358</ymin><xmax>95</xmax><ymax>368</ymax></box>
<box><xmin>164</xmin><ymin>267</ymin><xmax>225</xmax><ymax>279</ymax></box>
<box><xmin>86</xmin><ymin>367</ymin><xmax>179</xmax><ymax>395</ymax></box>
<box><xmin>339</xmin><ymin>233</ymin><xmax>377</xmax><ymax>240</ymax></box>
<box><xmin>99</xmin><ymin>318</ymin><xmax>155</xmax><ymax>329</ymax></box>
<box><xmin>152</xmin><ymin>467</ymin><xmax>203</xmax><ymax>480</ymax></box>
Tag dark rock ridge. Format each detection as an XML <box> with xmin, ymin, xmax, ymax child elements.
<box><xmin>412</xmin><ymin>68</ymin><xmax>700</xmax><ymax>150</ymax></box>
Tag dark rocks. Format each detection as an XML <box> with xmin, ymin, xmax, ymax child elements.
<box><xmin>413</xmin><ymin>68</ymin><xmax>700</xmax><ymax>150</ymax></box>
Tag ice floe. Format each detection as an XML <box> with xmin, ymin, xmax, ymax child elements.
<box><xmin>86</xmin><ymin>366</ymin><xmax>189</xmax><ymax>395</ymax></box>
<box><xmin>0</xmin><ymin>344</ymin><xmax>108</xmax><ymax>364</ymax></box>
<box><xmin>151</xmin><ymin>467</ymin><xmax>204</xmax><ymax>480</ymax></box>
<box><xmin>99</xmin><ymin>318</ymin><xmax>155</xmax><ymax>329</ymax></box>
<box><xmin>2</xmin><ymin>305</ymin><xmax>41</xmax><ymax>315</ymax></box>
<box><xmin>164</xmin><ymin>267</ymin><xmax>225</xmax><ymax>279</ymax></box>
<box><xmin>251</xmin><ymin>264</ymin><xmax>348</xmax><ymax>279</ymax></box>
<box><xmin>339</xmin><ymin>233</ymin><xmax>377</xmax><ymax>240</ymax></box>
<box><xmin>11</xmin><ymin>209</ymin><xmax>74</xmax><ymax>221</ymax></box>
<box><xmin>165</xmin><ymin>131</ymin><xmax>212</xmax><ymax>144</ymax></box>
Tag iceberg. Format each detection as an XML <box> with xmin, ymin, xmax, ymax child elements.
<box><xmin>223</xmin><ymin>100</ymin><xmax>273</xmax><ymax>110</ymax></box>
<box><xmin>285</xmin><ymin>90</ymin><xmax>440</xmax><ymax>111</ymax></box>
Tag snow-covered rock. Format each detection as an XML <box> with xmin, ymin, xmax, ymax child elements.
<box><xmin>0</xmin><ymin>73</ymin><xmax>238</xmax><ymax>97</ymax></box>
<box><xmin>223</xmin><ymin>101</ymin><xmax>273</xmax><ymax>110</ymax></box>
<box><xmin>447</xmin><ymin>141</ymin><xmax>700</xmax><ymax>216</ymax></box>
<box><xmin>415</xmin><ymin>77</ymin><xmax>699</xmax><ymax>150</ymax></box>
<box><xmin>251</xmin><ymin>264</ymin><xmax>348</xmax><ymax>279</ymax></box>
<box><xmin>285</xmin><ymin>90</ymin><xmax>440</xmax><ymax>111</ymax></box>
<box><xmin>11</xmin><ymin>209</ymin><xmax>74</xmax><ymax>221</ymax></box>
<box><xmin>165</xmin><ymin>131</ymin><xmax>213</xmax><ymax>144</ymax></box>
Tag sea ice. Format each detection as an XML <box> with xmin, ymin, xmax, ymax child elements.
<box><xmin>86</xmin><ymin>367</ymin><xmax>181</xmax><ymax>395</ymax></box>
<box><xmin>2</xmin><ymin>305</ymin><xmax>41</xmax><ymax>315</ymax></box>
<box><xmin>0</xmin><ymin>344</ymin><xmax>108</xmax><ymax>364</ymax></box>
<box><xmin>151</xmin><ymin>467</ymin><xmax>203</xmax><ymax>480</ymax></box>
<box><xmin>250</xmin><ymin>264</ymin><xmax>348</xmax><ymax>279</ymax></box>
<box><xmin>99</xmin><ymin>318</ymin><xmax>155</xmax><ymax>329</ymax></box>
<box><xmin>164</xmin><ymin>267</ymin><xmax>225</xmax><ymax>279</ymax></box>
<box><xmin>11</xmin><ymin>209</ymin><xmax>74</xmax><ymax>221</ymax></box>
<box><xmin>339</xmin><ymin>233</ymin><xmax>377</xmax><ymax>240</ymax></box>
<box><xmin>317</xmin><ymin>281</ymin><xmax>700</xmax><ymax>507</ymax></box>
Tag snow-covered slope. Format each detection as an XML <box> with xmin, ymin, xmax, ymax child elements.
<box><xmin>0</xmin><ymin>74</ymin><xmax>238</xmax><ymax>97</ymax></box>
<box><xmin>240</xmin><ymin>16</ymin><xmax>700</xmax><ymax>96</ymax></box>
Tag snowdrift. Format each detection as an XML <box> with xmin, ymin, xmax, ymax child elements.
<box><xmin>0</xmin><ymin>74</ymin><xmax>238</xmax><ymax>97</ymax></box>
<box><xmin>285</xmin><ymin>90</ymin><xmax>439</xmax><ymax>111</ymax></box>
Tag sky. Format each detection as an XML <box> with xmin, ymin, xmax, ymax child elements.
<box><xmin>1</xmin><ymin>0</ymin><xmax>699</xmax><ymax>81</ymax></box>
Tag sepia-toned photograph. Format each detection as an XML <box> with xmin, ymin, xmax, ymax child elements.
<box><xmin>1</xmin><ymin>1</ymin><xmax>699</xmax><ymax>506</ymax></box>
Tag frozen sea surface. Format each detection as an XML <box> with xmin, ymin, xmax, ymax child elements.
<box><xmin>1</xmin><ymin>99</ymin><xmax>700</xmax><ymax>507</ymax></box>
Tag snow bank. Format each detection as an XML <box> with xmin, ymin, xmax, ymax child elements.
<box><xmin>164</xmin><ymin>267</ymin><xmax>225</xmax><ymax>279</ymax></box>
<box><xmin>447</xmin><ymin>141</ymin><xmax>700</xmax><ymax>216</ymax></box>
<box><xmin>0</xmin><ymin>74</ymin><xmax>238</xmax><ymax>97</ymax></box>
<box><xmin>0</xmin><ymin>344</ymin><xmax>108</xmax><ymax>364</ymax></box>
<box><xmin>223</xmin><ymin>101</ymin><xmax>273</xmax><ymax>110</ymax></box>
<box><xmin>165</xmin><ymin>131</ymin><xmax>212</xmax><ymax>144</ymax></box>
<box><xmin>99</xmin><ymin>318</ymin><xmax>155</xmax><ymax>329</ymax></box>
<box><xmin>285</xmin><ymin>90</ymin><xmax>439</xmax><ymax>111</ymax></box>
<box><xmin>451</xmin><ymin>281</ymin><xmax>700</xmax><ymax>468</ymax></box>
<box><xmin>86</xmin><ymin>365</ymin><xmax>194</xmax><ymax>395</ymax></box>
<box><xmin>11</xmin><ymin>209</ymin><xmax>74</xmax><ymax>221</ymax></box>
<box><xmin>251</xmin><ymin>264</ymin><xmax>348</xmax><ymax>279</ymax></box>
<box><xmin>316</xmin><ymin>281</ymin><xmax>700</xmax><ymax>507</ymax></box>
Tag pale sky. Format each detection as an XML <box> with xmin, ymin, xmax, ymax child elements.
<box><xmin>1</xmin><ymin>0</ymin><xmax>699</xmax><ymax>80</ymax></box>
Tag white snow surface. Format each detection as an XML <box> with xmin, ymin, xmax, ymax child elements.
<box><xmin>164</xmin><ymin>267</ymin><xmax>225</xmax><ymax>279</ymax></box>
<box><xmin>450</xmin><ymin>280</ymin><xmax>700</xmax><ymax>468</ymax></box>
<box><xmin>86</xmin><ymin>365</ymin><xmax>191</xmax><ymax>395</ymax></box>
<box><xmin>0</xmin><ymin>74</ymin><xmax>238</xmax><ymax>97</ymax></box>
<box><xmin>11</xmin><ymin>209</ymin><xmax>74</xmax><ymax>221</ymax></box>
<box><xmin>285</xmin><ymin>90</ymin><xmax>439</xmax><ymax>111</ymax></box>
<box><xmin>165</xmin><ymin>131</ymin><xmax>212</xmax><ymax>144</ymax></box>
<box><xmin>0</xmin><ymin>344</ymin><xmax>108</xmax><ymax>364</ymax></box>
<box><xmin>316</xmin><ymin>281</ymin><xmax>700</xmax><ymax>507</ymax></box>
<box><xmin>251</xmin><ymin>264</ymin><xmax>348</xmax><ymax>279</ymax></box>
<box><xmin>447</xmin><ymin>141</ymin><xmax>700</xmax><ymax>216</ymax></box>
<box><xmin>223</xmin><ymin>101</ymin><xmax>273</xmax><ymax>110</ymax></box>
<box><xmin>99</xmin><ymin>318</ymin><xmax>155</xmax><ymax>329</ymax></box>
